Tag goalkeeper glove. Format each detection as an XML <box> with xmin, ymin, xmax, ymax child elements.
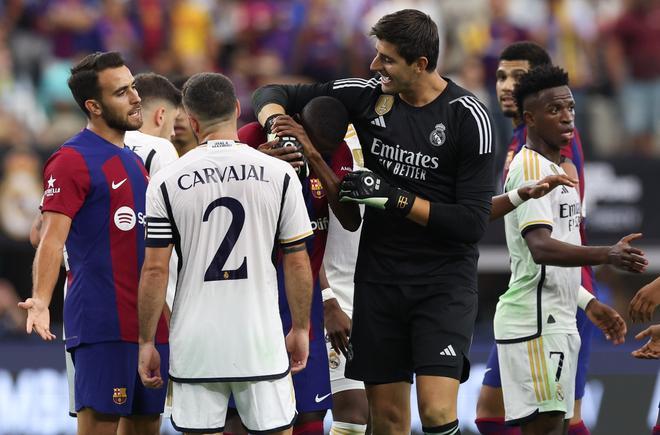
<box><xmin>339</xmin><ymin>171</ymin><xmax>414</xmax><ymax>216</ymax></box>
<box><xmin>265</xmin><ymin>114</ymin><xmax>309</xmax><ymax>179</ymax></box>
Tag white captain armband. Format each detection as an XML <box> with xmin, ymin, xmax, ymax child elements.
<box><xmin>577</xmin><ymin>285</ymin><xmax>596</xmax><ymax>310</ymax></box>
<box><xmin>321</xmin><ymin>287</ymin><xmax>336</xmax><ymax>302</ymax></box>
<box><xmin>507</xmin><ymin>188</ymin><xmax>524</xmax><ymax>207</ymax></box>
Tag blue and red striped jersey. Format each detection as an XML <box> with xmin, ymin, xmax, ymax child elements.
<box><xmin>502</xmin><ymin>125</ymin><xmax>596</xmax><ymax>295</ymax></box>
<box><xmin>42</xmin><ymin>128</ymin><xmax>168</xmax><ymax>349</ymax></box>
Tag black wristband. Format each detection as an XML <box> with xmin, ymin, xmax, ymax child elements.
<box><xmin>387</xmin><ymin>188</ymin><xmax>415</xmax><ymax>217</ymax></box>
<box><xmin>264</xmin><ymin>114</ymin><xmax>282</xmax><ymax>134</ymax></box>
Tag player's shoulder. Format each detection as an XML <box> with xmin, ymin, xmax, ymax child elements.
<box><xmin>331</xmin><ymin>77</ymin><xmax>380</xmax><ymax>94</ymax></box>
<box><xmin>446</xmin><ymin>79</ymin><xmax>489</xmax><ymax>113</ymax></box>
<box><xmin>125</xmin><ymin>130</ymin><xmax>176</xmax><ymax>152</ymax></box>
<box><xmin>237</xmin><ymin>122</ymin><xmax>266</xmax><ymax>149</ymax></box>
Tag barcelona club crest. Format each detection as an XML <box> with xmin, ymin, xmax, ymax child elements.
<box><xmin>113</xmin><ymin>387</ymin><xmax>128</xmax><ymax>405</ymax></box>
<box><xmin>310</xmin><ymin>178</ymin><xmax>325</xmax><ymax>199</ymax></box>
<box><xmin>429</xmin><ymin>123</ymin><xmax>446</xmax><ymax>147</ymax></box>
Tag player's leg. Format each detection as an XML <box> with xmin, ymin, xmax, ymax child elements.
<box><xmin>118</xmin><ymin>343</ymin><xmax>169</xmax><ymax>435</ymax></box>
<box><xmin>475</xmin><ymin>345</ymin><xmax>521</xmax><ymax>434</ymax></box>
<box><xmin>411</xmin><ymin>284</ymin><xmax>479</xmax><ymax>434</ymax></box>
<box><xmin>72</xmin><ymin>342</ymin><xmax>151</xmax><ymax>435</ymax></box>
<box><xmin>500</xmin><ymin>335</ymin><xmax>580</xmax><ymax>435</ymax></box>
<box><xmin>567</xmin><ymin>309</ymin><xmax>593</xmax><ymax>435</ymax></box>
<box><xmin>169</xmin><ymin>381</ymin><xmax>229</xmax><ymax>433</ymax></box>
<box><xmin>224</xmin><ymin>405</ymin><xmax>247</xmax><ymax>435</ymax></box>
<box><xmin>76</xmin><ymin>408</ymin><xmax>119</xmax><ymax>435</ymax></box>
<box><xmin>232</xmin><ymin>374</ymin><xmax>296</xmax><ymax>435</ymax></box>
<box><xmin>345</xmin><ymin>282</ymin><xmax>415</xmax><ymax>434</ymax></box>
<box><xmin>519</xmin><ymin>412</ymin><xmax>566</xmax><ymax>435</ymax></box>
<box><xmin>327</xmin><ymin>344</ymin><xmax>368</xmax><ymax>434</ymax></box>
<box><xmin>365</xmin><ymin>382</ymin><xmax>411</xmax><ymax>434</ymax></box>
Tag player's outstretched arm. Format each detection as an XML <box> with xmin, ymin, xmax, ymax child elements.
<box><xmin>282</xmin><ymin>242</ymin><xmax>312</xmax><ymax>374</ymax></box>
<box><xmin>137</xmin><ymin>245</ymin><xmax>172</xmax><ymax>389</ymax></box>
<box><xmin>631</xmin><ymin>324</ymin><xmax>660</xmax><ymax>359</ymax></box>
<box><xmin>629</xmin><ymin>276</ymin><xmax>660</xmax><ymax>323</ymax></box>
<box><xmin>584</xmin><ymin>298</ymin><xmax>627</xmax><ymax>345</ymax></box>
<box><xmin>524</xmin><ymin>229</ymin><xmax>647</xmax><ymax>272</ymax></box>
<box><xmin>490</xmin><ymin>174</ymin><xmax>577</xmax><ymax>221</ymax></box>
<box><xmin>272</xmin><ymin>115</ymin><xmax>361</xmax><ymax>231</ymax></box>
<box><xmin>18</xmin><ymin>211</ymin><xmax>71</xmax><ymax>341</ymax></box>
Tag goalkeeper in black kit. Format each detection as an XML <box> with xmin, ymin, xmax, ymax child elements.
<box><xmin>253</xmin><ymin>9</ymin><xmax>494</xmax><ymax>435</ymax></box>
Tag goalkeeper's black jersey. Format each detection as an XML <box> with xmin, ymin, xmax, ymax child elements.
<box><xmin>253</xmin><ymin>77</ymin><xmax>494</xmax><ymax>286</ymax></box>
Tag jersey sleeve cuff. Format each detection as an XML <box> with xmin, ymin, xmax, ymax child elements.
<box><xmin>40</xmin><ymin>205</ymin><xmax>77</xmax><ymax>220</ymax></box>
<box><xmin>279</xmin><ymin>230</ymin><xmax>314</xmax><ymax>247</ymax></box>
<box><xmin>520</xmin><ymin>222</ymin><xmax>553</xmax><ymax>238</ymax></box>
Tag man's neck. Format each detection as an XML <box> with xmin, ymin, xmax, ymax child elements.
<box><xmin>139</xmin><ymin>124</ymin><xmax>160</xmax><ymax>139</ymax></box>
<box><xmin>200</xmin><ymin>128</ymin><xmax>239</xmax><ymax>145</ymax></box>
<box><xmin>87</xmin><ymin>120</ymin><xmax>125</xmax><ymax>148</ymax></box>
<box><xmin>526</xmin><ymin>132</ymin><xmax>561</xmax><ymax>164</ymax></box>
<box><xmin>399</xmin><ymin>72</ymin><xmax>447</xmax><ymax>107</ymax></box>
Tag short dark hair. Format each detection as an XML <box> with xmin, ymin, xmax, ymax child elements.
<box><xmin>182</xmin><ymin>73</ymin><xmax>236</xmax><ymax>122</ymax></box>
<box><xmin>370</xmin><ymin>9</ymin><xmax>439</xmax><ymax>71</ymax></box>
<box><xmin>68</xmin><ymin>51</ymin><xmax>125</xmax><ymax>117</ymax></box>
<box><xmin>514</xmin><ymin>65</ymin><xmax>569</xmax><ymax>118</ymax></box>
<box><xmin>171</xmin><ymin>76</ymin><xmax>190</xmax><ymax>92</ymax></box>
<box><xmin>499</xmin><ymin>42</ymin><xmax>552</xmax><ymax>69</ymax></box>
<box><xmin>301</xmin><ymin>97</ymin><xmax>349</xmax><ymax>148</ymax></box>
<box><xmin>134</xmin><ymin>73</ymin><xmax>181</xmax><ymax>108</ymax></box>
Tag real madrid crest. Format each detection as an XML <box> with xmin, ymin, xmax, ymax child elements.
<box><xmin>374</xmin><ymin>95</ymin><xmax>394</xmax><ymax>116</ymax></box>
<box><xmin>429</xmin><ymin>123</ymin><xmax>446</xmax><ymax>147</ymax></box>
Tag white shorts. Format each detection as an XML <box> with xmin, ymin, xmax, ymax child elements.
<box><xmin>166</xmin><ymin>374</ymin><xmax>296</xmax><ymax>433</ymax></box>
<box><xmin>327</xmin><ymin>341</ymin><xmax>364</xmax><ymax>394</ymax></box>
<box><xmin>65</xmin><ymin>348</ymin><xmax>76</xmax><ymax>417</ymax></box>
<box><xmin>497</xmin><ymin>333</ymin><xmax>581</xmax><ymax>425</ymax></box>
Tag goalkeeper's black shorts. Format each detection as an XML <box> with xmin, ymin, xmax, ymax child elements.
<box><xmin>345</xmin><ymin>282</ymin><xmax>477</xmax><ymax>384</ymax></box>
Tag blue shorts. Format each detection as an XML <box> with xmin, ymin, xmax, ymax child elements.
<box><xmin>291</xmin><ymin>335</ymin><xmax>332</xmax><ymax>412</ymax></box>
<box><xmin>71</xmin><ymin>341</ymin><xmax>169</xmax><ymax>416</ymax></box>
<box><xmin>483</xmin><ymin>309</ymin><xmax>593</xmax><ymax>400</ymax></box>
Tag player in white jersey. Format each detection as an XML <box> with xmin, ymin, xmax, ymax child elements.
<box><xmin>125</xmin><ymin>73</ymin><xmax>180</xmax><ymax>174</ymax></box>
<box><xmin>137</xmin><ymin>72</ymin><xmax>314</xmax><ymax>434</ymax></box>
<box><xmin>495</xmin><ymin>65</ymin><xmax>644</xmax><ymax>434</ymax></box>
<box><xmin>124</xmin><ymin>72</ymin><xmax>181</xmax><ymax>313</ymax></box>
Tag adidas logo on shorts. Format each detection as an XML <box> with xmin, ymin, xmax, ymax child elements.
<box><xmin>439</xmin><ymin>344</ymin><xmax>457</xmax><ymax>357</ymax></box>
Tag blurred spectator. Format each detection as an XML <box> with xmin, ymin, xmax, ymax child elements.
<box><xmin>605</xmin><ymin>0</ymin><xmax>660</xmax><ymax>156</ymax></box>
<box><xmin>0</xmin><ymin>279</ymin><xmax>26</xmax><ymax>337</ymax></box>
<box><xmin>40</xmin><ymin>0</ymin><xmax>103</xmax><ymax>59</ymax></box>
<box><xmin>0</xmin><ymin>151</ymin><xmax>42</xmax><ymax>242</ymax></box>
<box><xmin>170</xmin><ymin>0</ymin><xmax>217</xmax><ymax>75</ymax></box>
<box><xmin>95</xmin><ymin>0</ymin><xmax>141</xmax><ymax>66</ymax></box>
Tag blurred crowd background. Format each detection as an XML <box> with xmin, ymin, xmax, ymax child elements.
<box><xmin>0</xmin><ymin>0</ymin><xmax>659</xmax><ymax>337</ymax></box>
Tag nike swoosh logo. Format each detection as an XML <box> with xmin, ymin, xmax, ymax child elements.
<box><xmin>112</xmin><ymin>179</ymin><xmax>127</xmax><ymax>189</ymax></box>
<box><xmin>484</xmin><ymin>368</ymin><xmax>492</xmax><ymax>373</ymax></box>
<box><xmin>314</xmin><ymin>393</ymin><xmax>331</xmax><ymax>403</ymax></box>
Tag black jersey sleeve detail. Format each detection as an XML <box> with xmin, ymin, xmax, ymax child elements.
<box><xmin>425</xmin><ymin>97</ymin><xmax>495</xmax><ymax>243</ymax></box>
<box><xmin>252</xmin><ymin>78</ymin><xmax>379</xmax><ymax>120</ymax></box>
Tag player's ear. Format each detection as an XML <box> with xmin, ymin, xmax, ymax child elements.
<box><xmin>415</xmin><ymin>57</ymin><xmax>428</xmax><ymax>73</ymax></box>
<box><xmin>154</xmin><ymin>107</ymin><xmax>166</xmax><ymax>127</ymax></box>
<box><xmin>85</xmin><ymin>99</ymin><xmax>102</xmax><ymax>117</ymax></box>
<box><xmin>523</xmin><ymin>110</ymin><xmax>534</xmax><ymax>127</ymax></box>
<box><xmin>188</xmin><ymin>115</ymin><xmax>200</xmax><ymax>135</ymax></box>
<box><xmin>235</xmin><ymin>99</ymin><xmax>241</xmax><ymax>119</ymax></box>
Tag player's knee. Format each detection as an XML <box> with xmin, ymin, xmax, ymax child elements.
<box><xmin>370</xmin><ymin>402</ymin><xmax>408</xmax><ymax>431</ymax></box>
<box><xmin>418</xmin><ymin>401</ymin><xmax>456</xmax><ymax>427</ymax></box>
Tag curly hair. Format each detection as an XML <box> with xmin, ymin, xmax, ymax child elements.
<box><xmin>514</xmin><ymin>65</ymin><xmax>569</xmax><ymax>119</ymax></box>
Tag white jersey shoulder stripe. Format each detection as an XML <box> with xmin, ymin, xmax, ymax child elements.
<box><xmin>332</xmin><ymin>78</ymin><xmax>379</xmax><ymax>90</ymax></box>
<box><xmin>450</xmin><ymin>96</ymin><xmax>492</xmax><ymax>155</ymax></box>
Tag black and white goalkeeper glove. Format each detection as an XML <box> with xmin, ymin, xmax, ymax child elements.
<box><xmin>265</xmin><ymin>114</ymin><xmax>309</xmax><ymax>179</ymax></box>
<box><xmin>339</xmin><ymin>171</ymin><xmax>414</xmax><ymax>216</ymax></box>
